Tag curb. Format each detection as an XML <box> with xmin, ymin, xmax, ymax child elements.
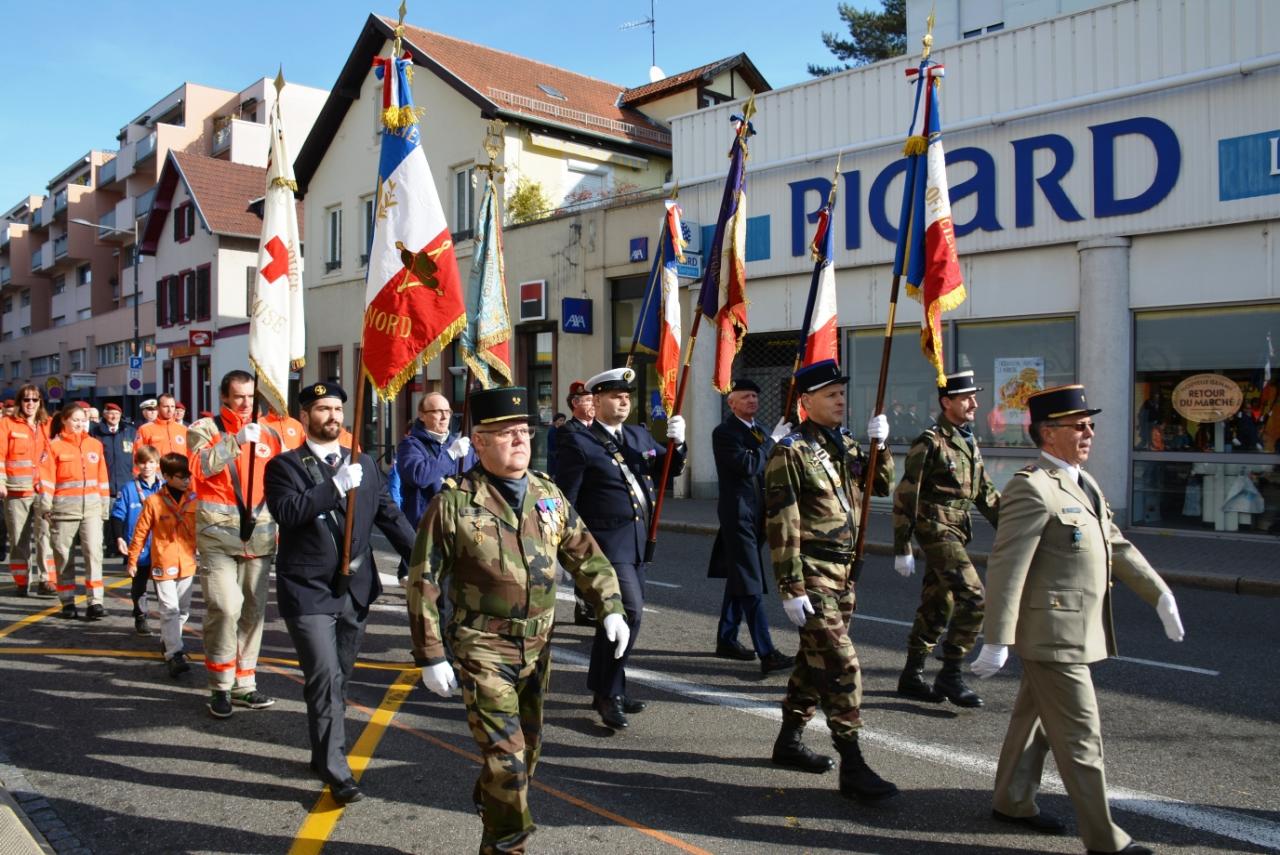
<box><xmin>658</xmin><ymin>520</ymin><xmax>1280</xmax><ymax>598</ymax></box>
<box><xmin>0</xmin><ymin>784</ymin><xmax>55</xmax><ymax>855</ymax></box>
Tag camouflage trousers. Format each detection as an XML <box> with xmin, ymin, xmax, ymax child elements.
<box><xmin>782</xmin><ymin>586</ymin><xmax>862</xmax><ymax>739</ymax></box>
<box><xmin>451</xmin><ymin>625</ymin><xmax>553</xmax><ymax>855</ymax></box>
<box><xmin>906</xmin><ymin>540</ymin><xmax>985</xmax><ymax>660</ymax></box>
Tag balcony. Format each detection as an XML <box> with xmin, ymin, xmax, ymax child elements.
<box><xmin>53</xmin><ymin>234</ymin><xmax>68</xmax><ymax>259</ymax></box>
<box><xmin>135</xmin><ymin>132</ymin><xmax>157</xmax><ymax>163</ymax></box>
<box><xmin>113</xmin><ymin>195</ymin><xmax>136</xmax><ymax>232</ymax></box>
<box><xmin>0</xmin><ymin>229</ymin><xmax>8</xmax><ymax>250</ymax></box>
<box><xmin>32</xmin><ymin>243</ymin><xmax>48</xmax><ymax>272</ymax></box>
<box><xmin>97</xmin><ymin>209</ymin><xmax>117</xmax><ymax>238</ymax></box>
<box><xmin>0</xmin><ymin>267</ymin><xmax>10</xmax><ymax>286</ymax></box>
<box><xmin>31</xmin><ymin>203</ymin><xmax>50</xmax><ymax>230</ymax></box>
<box><xmin>53</xmin><ymin>189</ymin><xmax>67</xmax><ymax>215</ymax></box>
<box><xmin>212</xmin><ymin>120</ymin><xmax>232</xmax><ymax>156</ymax></box>
<box><xmin>99</xmin><ymin>158</ymin><xmax>117</xmax><ymax>186</ymax></box>
<box><xmin>135</xmin><ymin>186</ymin><xmax>157</xmax><ymax>218</ymax></box>
<box><xmin>115</xmin><ymin>142</ymin><xmax>136</xmax><ymax>182</ymax></box>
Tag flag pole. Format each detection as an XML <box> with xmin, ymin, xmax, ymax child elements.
<box><xmin>783</xmin><ymin>154</ymin><xmax>842</xmax><ymax>422</ymax></box>
<box><xmin>853</xmin><ymin>14</ymin><xmax>936</xmax><ymax>583</ymax></box>
<box><xmin>644</xmin><ymin>103</ymin><xmax>756</xmax><ymax>562</ymax></box>
<box><xmin>454</xmin><ymin>366</ymin><xmax>472</xmax><ymax>475</ymax></box>
<box><xmin>625</xmin><ymin>184</ymin><xmax>677</xmax><ymax>370</ymax></box>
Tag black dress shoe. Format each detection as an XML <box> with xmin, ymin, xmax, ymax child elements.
<box><xmin>621</xmin><ymin>696</ymin><xmax>647</xmax><ymax>714</ymax></box>
<box><xmin>594</xmin><ymin>695</ymin><xmax>628</xmax><ymax>729</ymax></box>
<box><xmin>331</xmin><ymin>778</ymin><xmax>364</xmax><ymax>805</ymax></box>
<box><xmin>759</xmin><ymin>649</ymin><xmax>793</xmax><ymax>674</ymax></box>
<box><xmin>1086</xmin><ymin>844</ymin><xmax>1153</xmax><ymax>855</ymax></box>
<box><xmin>992</xmin><ymin>808</ymin><xmax>1066</xmax><ymax>834</ymax></box>
<box><xmin>715</xmin><ymin>641</ymin><xmax>756</xmax><ymax>661</ymax></box>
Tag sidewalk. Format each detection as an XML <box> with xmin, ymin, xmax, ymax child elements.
<box><xmin>0</xmin><ymin>786</ymin><xmax>55</xmax><ymax>855</ymax></box>
<box><xmin>658</xmin><ymin>498</ymin><xmax>1280</xmax><ymax>597</ymax></box>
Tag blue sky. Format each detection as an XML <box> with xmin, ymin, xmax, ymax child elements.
<box><xmin>0</xmin><ymin>1</ymin><xmax>873</xmax><ymax>207</ymax></box>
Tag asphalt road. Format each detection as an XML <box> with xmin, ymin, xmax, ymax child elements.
<box><xmin>0</xmin><ymin>532</ymin><xmax>1277</xmax><ymax>854</ymax></box>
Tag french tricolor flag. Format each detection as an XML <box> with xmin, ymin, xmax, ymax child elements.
<box><xmin>656</xmin><ymin>199</ymin><xmax>685</xmax><ymax>415</ymax></box>
<box><xmin>363</xmin><ymin>53</ymin><xmax>465</xmax><ymax>399</ymax></box>
<box><xmin>802</xmin><ymin>204</ymin><xmax>838</xmax><ymax>367</ymax></box>
<box><xmin>895</xmin><ymin>62</ymin><xmax>966</xmax><ymax>387</ymax></box>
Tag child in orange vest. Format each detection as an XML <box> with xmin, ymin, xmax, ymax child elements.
<box><xmin>127</xmin><ymin>453</ymin><xmax>198</xmax><ymax>678</ymax></box>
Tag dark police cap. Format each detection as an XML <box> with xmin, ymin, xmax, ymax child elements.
<box><xmin>300</xmin><ymin>381</ymin><xmax>347</xmax><ymax>407</ymax></box>
<box><xmin>472</xmin><ymin>386</ymin><xmax>532</xmax><ymax>425</ymax></box>
<box><xmin>940</xmin><ymin>370</ymin><xmax>982</xmax><ymax>396</ymax></box>
<box><xmin>1028</xmin><ymin>384</ymin><xmax>1101</xmax><ymax>423</ymax></box>
<box><xmin>794</xmin><ymin>359</ymin><xmax>848</xmax><ymax>394</ymax></box>
<box><xmin>729</xmin><ymin>377</ymin><xmax>761</xmax><ymax>394</ymax></box>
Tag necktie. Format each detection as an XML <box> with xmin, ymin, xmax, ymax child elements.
<box><xmin>325</xmin><ymin>452</ymin><xmax>340</xmax><ymax>470</ymax></box>
<box><xmin>751</xmin><ymin>425</ymin><xmax>764</xmax><ymax>443</ymax></box>
<box><xmin>1079</xmin><ymin>474</ymin><xmax>1102</xmax><ymax>516</ymax></box>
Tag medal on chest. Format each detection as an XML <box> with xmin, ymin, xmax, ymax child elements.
<box><xmin>535</xmin><ymin>497</ymin><xmax>562</xmax><ymax>545</ymax></box>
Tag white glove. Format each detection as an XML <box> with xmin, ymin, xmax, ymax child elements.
<box><xmin>446</xmin><ymin>436</ymin><xmax>471</xmax><ymax>461</ymax></box>
<box><xmin>420</xmin><ymin>661</ymin><xmax>457</xmax><ymax>697</ymax></box>
<box><xmin>236</xmin><ymin>422</ymin><xmax>261</xmax><ymax>445</ymax></box>
<box><xmin>602</xmin><ymin>613</ymin><xmax>631</xmax><ymax>659</ymax></box>
<box><xmin>666</xmin><ymin>414</ymin><xmax>686</xmax><ymax>445</ymax></box>
<box><xmin>332</xmin><ymin>461</ymin><xmax>364</xmax><ymax>494</ymax></box>
<box><xmin>782</xmin><ymin>594</ymin><xmax>814</xmax><ymax>628</ymax></box>
<box><xmin>970</xmin><ymin>643</ymin><xmax>1008</xmax><ymax>679</ymax></box>
<box><xmin>867</xmin><ymin>414</ymin><xmax>889</xmax><ymax>443</ymax></box>
<box><xmin>1156</xmin><ymin>592</ymin><xmax>1185</xmax><ymax>642</ymax></box>
<box><xmin>894</xmin><ymin>553</ymin><xmax>916</xmax><ymax>578</ymax></box>
<box><xmin>770</xmin><ymin>418</ymin><xmax>792</xmax><ymax>442</ymax></box>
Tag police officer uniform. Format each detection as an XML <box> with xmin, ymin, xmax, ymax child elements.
<box><xmin>892</xmin><ymin>370</ymin><xmax>1000</xmax><ymax>706</ymax></box>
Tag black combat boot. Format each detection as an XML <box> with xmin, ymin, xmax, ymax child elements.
<box><xmin>835</xmin><ymin>733</ymin><xmax>899</xmax><ymax>802</ymax></box>
<box><xmin>934</xmin><ymin>659</ymin><xmax>983</xmax><ymax>708</ymax></box>
<box><xmin>771</xmin><ymin>719</ymin><xmax>834</xmax><ymax>773</ymax></box>
<box><xmin>896</xmin><ymin>650</ymin><xmax>943</xmax><ymax>702</ymax></box>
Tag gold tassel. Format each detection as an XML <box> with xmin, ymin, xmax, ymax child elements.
<box><xmin>902</xmin><ymin>135</ymin><xmax>928</xmax><ymax>156</ymax></box>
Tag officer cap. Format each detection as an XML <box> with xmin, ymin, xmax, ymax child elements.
<box><xmin>794</xmin><ymin>359</ymin><xmax>848</xmax><ymax>394</ymax></box>
<box><xmin>1028</xmin><ymin>384</ymin><xmax>1101</xmax><ymax>422</ymax></box>
<box><xmin>940</xmin><ymin>370</ymin><xmax>982</xmax><ymax>397</ymax></box>
<box><xmin>104</xmin><ymin>403</ymin><xmax>122</xmax><ymax>413</ymax></box>
<box><xmin>566</xmin><ymin>380</ymin><xmax>588</xmax><ymax>407</ymax></box>
<box><xmin>140</xmin><ymin>399</ymin><xmax>159</xmax><ymax>410</ymax></box>
<box><xmin>587</xmin><ymin>367</ymin><xmax>636</xmax><ymax>394</ymax></box>
<box><xmin>471</xmin><ymin>386</ymin><xmax>532</xmax><ymax>425</ymax></box>
<box><xmin>299</xmin><ymin>381</ymin><xmax>348</xmax><ymax>408</ymax></box>
<box><xmin>728</xmin><ymin>378</ymin><xmax>761</xmax><ymax>395</ymax></box>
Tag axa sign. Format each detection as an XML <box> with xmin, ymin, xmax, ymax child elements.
<box><xmin>788</xmin><ymin>116</ymin><xmax>1181</xmax><ymax>256</ymax></box>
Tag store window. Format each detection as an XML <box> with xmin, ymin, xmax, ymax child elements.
<box><xmin>1132</xmin><ymin>304</ymin><xmax>1280</xmax><ymax>535</ymax></box>
<box><xmin>610</xmin><ymin>276</ymin><xmax>661</xmax><ymax>437</ymax></box>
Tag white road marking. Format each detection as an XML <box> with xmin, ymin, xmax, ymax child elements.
<box><xmin>647</xmin><ymin>580</ymin><xmax>681</xmax><ymax>588</ymax></box>
<box><xmin>551</xmin><ymin>649</ymin><xmax>1280</xmax><ymax>851</ymax></box>
<box><xmin>853</xmin><ymin>613</ymin><xmax>914</xmax><ymax>628</ymax></box>
<box><xmin>378</xmin><ymin>572</ymin><xmax>402</xmax><ymax>588</ymax></box>
<box><xmin>1113</xmin><ymin>655</ymin><xmax>1220</xmax><ymax>677</ymax></box>
<box><xmin>556</xmin><ymin>589</ymin><xmax>657</xmax><ymax>614</ymax></box>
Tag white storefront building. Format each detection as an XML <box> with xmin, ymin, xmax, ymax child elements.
<box><xmin>665</xmin><ymin>0</ymin><xmax>1280</xmax><ymax>535</ymax></box>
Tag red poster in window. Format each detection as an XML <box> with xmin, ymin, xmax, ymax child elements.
<box><xmin>189</xmin><ymin>330</ymin><xmax>213</xmax><ymax>348</ymax></box>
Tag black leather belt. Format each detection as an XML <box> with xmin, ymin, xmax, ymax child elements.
<box><xmin>801</xmin><ymin>543</ymin><xmax>854</xmax><ymax>564</ymax></box>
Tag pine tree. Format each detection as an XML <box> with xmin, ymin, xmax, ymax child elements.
<box><xmin>809</xmin><ymin>0</ymin><xmax>907</xmax><ymax>77</ymax></box>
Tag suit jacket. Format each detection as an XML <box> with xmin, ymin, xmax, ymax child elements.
<box><xmin>707</xmin><ymin>416</ymin><xmax>773</xmax><ymax>597</ymax></box>
<box><xmin>265</xmin><ymin>445</ymin><xmax>416</xmax><ymax>618</ymax></box>
<box><xmin>396</xmin><ymin>422</ymin><xmax>477</xmax><ymax>526</ymax></box>
<box><xmin>555</xmin><ymin>422</ymin><xmax>686</xmax><ymax>565</ymax></box>
<box><xmin>984</xmin><ymin>453</ymin><xmax>1170</xmax><ymax>664</ymax></box>
<box><xmin>92</xmin><ymin>421</ymin><xmax>137</xmax><ymax>497</ymax></box>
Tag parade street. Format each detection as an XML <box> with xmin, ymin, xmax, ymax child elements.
<box><xmin>0</xmin><ymin>527</ymin><xmax>1275</xmax><ymax>855</ymax></box>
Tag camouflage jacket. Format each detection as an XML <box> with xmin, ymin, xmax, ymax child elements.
<box><xmin>407</xmin><ymin>467</ymin><xmax>624</xmax><ymax>665</ymax></box>
<box><xmin>892</xmin><ymin>418</ymin><xmax>999</xmax><ymax>553</ymax></box>
<box><xmin>765</xmin><ymin>420</ymin><xmax>894</xmax><ymax>597</ymax></box>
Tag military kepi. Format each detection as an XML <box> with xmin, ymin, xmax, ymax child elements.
<box><xmin>587</xmin><ymin>367</ymin><xmax>636</xmax><ymax>394</ymax></box>
<box><xmin>794</xmin><ymin>359</ymin><xmax>848</xmax><ymax>394</ymax></box>
<box><xmin>729</xmin><ymin>377</ymin><xmax>761</xmax><ymax>394</ymax></box>
<box><xmin>1028</xmin><ymin>383</ymin><xmax>1101</xmax><ymax>422</ymax></box>
<box><xmin>471</xmin><ymin>386</ymin><xmax>531</xmax><ymax>424</ymax></box>
<box><xmin>300</xmin><ymin>381</ymin><xmax>347</xmax><ymax>407</ymax></box>
<box><xmin>940</xmin><ymin>370</ymin><xmax>982</xmax><ymax>396</ymax></box>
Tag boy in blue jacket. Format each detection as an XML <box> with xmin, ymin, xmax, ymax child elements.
<box><xmin>111</xmin><ymin>444</ymin><xmax>162</xmax><ymax>636</ymax></box>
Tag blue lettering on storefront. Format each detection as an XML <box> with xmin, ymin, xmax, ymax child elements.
<box><xmin>1218</xmin><ymin>129</ymin><xmax>1280</xmax><ymax>201</ymax></box>
<box><xmin>787</xmin><ymin>115</ymin><xmax>1182</xmax><ymax>255</ymax></box>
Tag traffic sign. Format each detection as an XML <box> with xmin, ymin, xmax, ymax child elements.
<box><xmin>127</xmin><ymin>359</ymin><xmax>143</xmax><ymax>396</ymax></box>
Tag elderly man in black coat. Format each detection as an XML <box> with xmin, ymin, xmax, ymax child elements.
<box><xmin>264</xmin><ymin>381</ymin><xmax>415</xmax><ymax>806</ymax></box>
<box><xmin>708</xmin><ymin>378</ymin><xmax>793</xmax><ymax>674</ymax></box>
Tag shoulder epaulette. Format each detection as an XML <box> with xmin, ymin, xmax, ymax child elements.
<box><xmin>440</xmin><ymin>476</ymin><xmax>458</xmax><ymax>492</ymax></box>
<box><xmin>1014</xmin><ymin>463</ymin><xmax>1040</xmax><ymax>478</ymax></box>
<box><xmin>778</xmin><ymin>431</ymin><xmax>805</xmax><ymax>448</ymax></box>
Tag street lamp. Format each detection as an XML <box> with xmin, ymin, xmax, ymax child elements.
<box><xmin>69</xmin><ymin>217</ymin><xmax>140</xmax><ymax>422</ymax></box>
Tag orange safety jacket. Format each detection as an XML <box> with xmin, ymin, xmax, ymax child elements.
<box><xmin>261</xmin><ymin>412</ymin><xmax>306</xmax><ymax>450</ymax></box>
<box><xmin>128</xmin><ymin>488</ymin><xmax>198</xmax><ymax>581</ymax></box>
<box><xmin>38</xmin><ymin>430</ymin><xmax>110</xmax><ymax>519</ymax></box>
<box><xmin>188</xmin><ymin>406</ymin><xmax>282</xmax><ymax>558</ymax></box>
<box><xmin>0</xmin><ymin>415</ymin><xmax>52</xmax><ymax>496</ymax></box>
<box><xmin>136</xmin><ymin>417</ymin><xmax>186</xmax><ymax>458</ymax></box>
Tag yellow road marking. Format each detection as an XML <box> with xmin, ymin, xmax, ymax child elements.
<box><xmin>287</xmin><ymin>667</ymin><xmax>418</xmax><ymax>855</ymax></box>
<box><xmin>0</xmin><ymin>646</ymin><xmax>413</xmax><ymax>672</ymax></box>
<box><xmin>0</xmin><ymin>578</ymin><xmax>131</xmax><ymax>640</ymax></box>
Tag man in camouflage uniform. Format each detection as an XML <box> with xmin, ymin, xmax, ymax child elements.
<box><xmin>892</xmin><ymin>371</ymin><xmax>1000</xmax><ymax>708</ymax></box>
<box><xmin>408</xmin><ymin>386</ymin><xmax>626</xmax><ymax>855</ymax></box>
<box><xmin>764</xmin><ymin>359</ymin><xmax>898</xmax><ymax>802</ymax></box>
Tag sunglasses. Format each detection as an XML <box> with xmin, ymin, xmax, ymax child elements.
<box><xmin>1047</xmin><ymin>420</ymin><xmax>1097</xmax><ymax>432</ymax></box>
<box><xmin>20</xmin><ymin>398</ymin><xmax>40</xmax><ymax>403</ymax></box>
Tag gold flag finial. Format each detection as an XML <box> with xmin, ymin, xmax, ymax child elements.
<box><xmin>741</xmin><ymin>91</ymin><xmax>757</xmax><ymax>123</ymax></box>
<box><xmin>476</xmin><ymin>118</ymin><xmax>507</xmax><ymax>181</ymax></box>
<box><xmin>922</xmin><ymin>4</ymin><xmax>936</xmax><ymax>60</ymax></box>
<box><xmin>827</xmin><ymin>151</ymin><xmax>843</xmax><ymax>207</ymax></box>
<box><xmin>670</xmin><ymin>180</ymin><xmax>680</xmax><ymax>200</ymax></box>
<box><xmin>392</xmin><ymin>1</ymin><xmax>407</xmax><ymax>55</ymax></box>
<box><xmin>274</xmin><ymin>65</ymin><xmax>286</xmax><ymax>96</ymax></box>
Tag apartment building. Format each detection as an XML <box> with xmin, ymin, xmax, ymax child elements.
<box><xmin>0</xmin><ymin>78</ymin><xmax>326</xmax><ymax>412</ymax></box>
<box><xmin>293</xmin><ymin>13</ymin><xmax>766</xmax><ymax>455</ymax></box>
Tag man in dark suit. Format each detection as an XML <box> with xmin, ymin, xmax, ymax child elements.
<box><xmin>264</xmin><ymin>381</ymin><xmax>415</xmax><ymax>806</ymax></box>
<box><xmin>708</xmin><ymin>378</ymin><xmax>792</xmax><ymax>674</ymax></box>
<box><xmin>555</xmin><ymin>368</ymin><xmax>687</xmax><ymax>729</ymax></box>
<box><xmin>560</xmin><ymin>380</ymin><xmax>595</xmax><ymax>626</ymax></box>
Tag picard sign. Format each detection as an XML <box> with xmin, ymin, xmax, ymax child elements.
<box><xmin>1171</xmin><ymin>374</ymin><xmax>1243</xmax><ymax>423</ymax></box>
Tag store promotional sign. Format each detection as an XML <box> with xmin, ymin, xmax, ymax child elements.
<box><xmin>1218</xmin><ymin>129</ymin><xmax>1280</xmax><ymax>201</ymax></box>
<box><xmin>1171</xmin><ymin>373</ymin><xmax>1243</xmax><ymax>423</ymax></box>
<box><xmin>994</xmin><ymin>357</ymin><xmax>1044</xmax><ymax>421</ymax></box>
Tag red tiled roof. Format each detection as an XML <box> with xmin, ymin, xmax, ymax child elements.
<box><xmin>172</xmin><ymin>152</ymin><xmax>303</xmax><ymax>237</ymax></box>
<box><xmin>394</xmin><ymin>21</ymin><xmax>672</xmax><ymax>150</ymax></box>
<box><xmin>620</xmin><ymin>54</ymin><xmax>768</xmax><ymax>106</ymax></box>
